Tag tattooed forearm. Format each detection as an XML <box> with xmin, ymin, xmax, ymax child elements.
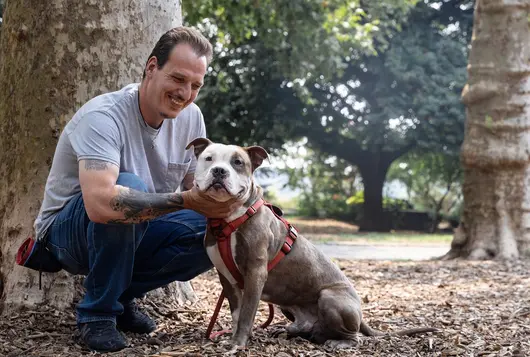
<box><xmin>107</xmin><ymin>187</ymin><xmax>185</xmax><ymax>224</ymax></box>
<box><xmin>85</xmin><ymin>160</ymin><xmax>109</xmax><ymax>171</ymax></box>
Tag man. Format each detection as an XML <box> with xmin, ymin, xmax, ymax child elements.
<box><xmin>33</xmin><ymin>27</ymin><xmax>237</xmax><ymax>353</ymax></box>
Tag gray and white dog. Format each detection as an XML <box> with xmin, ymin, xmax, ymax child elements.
<box><xmin>187</xmin><ymin>138</ymin><xmax>438</xmax><ymax>350</ymax></box>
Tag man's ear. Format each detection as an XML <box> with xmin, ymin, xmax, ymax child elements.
<box><xmin>244</xmin><ymin>146</ymin><xmax>269</xmax><ymax>172</ymax></box>
<box><xmin>186</xmin><ymin>137</ymin><xmax>213</xmax><ymax>158</ymax></box>
<box><xmin>144</xmin><ymin>56</ymin><xmax>158</xmax><ymax>78</ymax></box>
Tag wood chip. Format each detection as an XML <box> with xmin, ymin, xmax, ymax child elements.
<box><xmin>0</xmin><ymin>259</ymin><xmax>528</xmax><ymax>356</ymax></box>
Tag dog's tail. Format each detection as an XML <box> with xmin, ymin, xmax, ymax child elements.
<box><xmin>359</xmin><ymin>321</ymin><xmax>439</xmax><ymax>337</ymax></box>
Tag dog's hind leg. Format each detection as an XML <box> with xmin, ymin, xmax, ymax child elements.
<box><xmin>280</xmin><ymin>308</ymin><xmax>295</xmax><ymax>322</ymax></box>
<box><xmin>312</xmin><ymin>287</ymin><xmax>362</xmax><ymax>348</ymax></box>
<box><xmin>270</xmin><ymin>308</ymin><xmax>309</xmax><ymax>339</ymax></box>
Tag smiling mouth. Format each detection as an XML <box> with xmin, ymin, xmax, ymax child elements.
<box><xmin>168</xmin><ymin>95</ymin><xmax>185</xmax><ymax>108</ymax></box>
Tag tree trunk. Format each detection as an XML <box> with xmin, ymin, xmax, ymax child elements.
<box><xmin>444</xmin><ymin>0</ymin><xmax>530</xmax><ymax>260</ymax></box>
<box><xmin>358</xmin><ymin>159</ymin><xmax>392</xmax><ymax>232</ymax></box>
<box><xmin>0</xmin><ymin>0</ymin><xmax>185</xmax><ymax>311</ymax></box>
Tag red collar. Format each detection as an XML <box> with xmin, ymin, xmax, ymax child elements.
<box><xmin>208</xmin><ymin>198</ymin><xmax>265</xmax><ymax>240</ymax></box>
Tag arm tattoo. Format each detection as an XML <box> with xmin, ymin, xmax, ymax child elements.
<box><xmin>85</xmin><ymin>160</ymin><xmax>109</xmax><ymax>171</ymax></box>
<box><xmin>107</xmin><ymin>187</ymin><xmax>185</xmax><ymax>224</ymax></box>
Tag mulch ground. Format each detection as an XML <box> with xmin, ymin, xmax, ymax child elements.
<box><xmin>1</xmin><ymin>259</ymin><xmax>529</xmax><ymax>357</ymax></box>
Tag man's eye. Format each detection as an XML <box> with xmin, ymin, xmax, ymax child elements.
<box><xmin>205</xmin><ymin>156</ymin><xmax>213</xmax><ymax>162</ymax></box>
<box><xmin>234</xmin><ymin>159</ymin><xmax>243</xmax><ymax>165</ymax></box>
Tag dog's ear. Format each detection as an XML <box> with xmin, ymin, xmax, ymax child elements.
<box><xmin>244</xmin><ymin>146</ymin><xmax>269</xmax><ymax>172</ymax></box>
<box><xmin>186</xmin><ymin>137</ymin><xmax>213</xmax><ymax>158</ymax></box>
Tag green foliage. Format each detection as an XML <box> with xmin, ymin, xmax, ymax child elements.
<box><xmin>184</xmin><ymin>0</ymin><xmax>417</xmax><ymax>80</ymax></box>
<box><xmin>280</xmin><ymin>147</ymin><xmax>359</xmax><ymax>220</ymax></box>
<box><xmin>188</xmin><ymin>0</ymin><xmax>472</xmax><ymax>155</ymax></box>
<box><xmin>306</xmin><ymin>0</ymin><xmax>473</xmax><ymax>156</ymax></box>
<box><xmin>387</xmin><ymin>151</ymin><xmax>463</xmax><ymax>220</ymax></box>
<box><xmin>186</xmin><ymin>0</ymin><xmax>473</xmax><ymax>226</ymax></box>
<box><xmin>346</xmin><ymin>191</ymin><xmax>412</xmax><ymax>211</ymax></box>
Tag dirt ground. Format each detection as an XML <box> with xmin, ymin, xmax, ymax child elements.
<box><xmin>1</xmin><ymin>258</ymin><xmax>528</xmax><ymax>357</ymax></box>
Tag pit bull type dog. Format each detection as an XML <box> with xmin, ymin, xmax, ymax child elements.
<box><xmin>186</xmin><ymin>138</ymin><xmax>439</xmax><ymax>350</ymax></box>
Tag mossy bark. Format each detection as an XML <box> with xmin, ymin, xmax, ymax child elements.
<box><xmin>0</xmin><ymin>0</ymin><xmax>182</xmax><ymax>310</ymax></box>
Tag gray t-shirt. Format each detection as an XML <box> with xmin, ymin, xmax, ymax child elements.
<box><xmin>33</xmin><ymin>83</ymin><xmax>206</xmax><ymax>241</ymax></box>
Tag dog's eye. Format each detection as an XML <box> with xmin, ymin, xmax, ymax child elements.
<box><xmin>234</xmin><ymin>159</ymin><xmax>243</xmax><ymax>166</ymax></box>
<box><xmin>205</xmin><ymin>156</ymin><xmax>213</xmax><ymax>162</ymax></box>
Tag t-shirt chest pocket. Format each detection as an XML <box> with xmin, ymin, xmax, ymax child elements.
<box><xmin>166</xmin><ymin>160</ymin><xmax>191</xmax><ymax>192</ymax></box>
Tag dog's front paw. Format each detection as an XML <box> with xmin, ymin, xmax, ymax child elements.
<box><xmin>231</xmin><ymin>332</ymin><xmax>250</xmax><ymax>348</ymax></box>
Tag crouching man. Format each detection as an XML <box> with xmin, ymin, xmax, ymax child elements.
<box><xmin>32</xmin><ymin>26</ymin><xmax>239</xmax><ymax>353</ymax></box>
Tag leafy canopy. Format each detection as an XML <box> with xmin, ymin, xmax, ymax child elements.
<box><xmin>185</xmin><ymin>0</ymin><xmax>472</xmax><ymax>162</ymax></box>
<box><xmin>184</xmin><ymin>0</ymin><xmax>418</xmax><ymax>80</ymax></box>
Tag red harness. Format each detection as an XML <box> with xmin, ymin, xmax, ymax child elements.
<box><xmin>205</xmin><ymin>198</ymin><xmax>298</xmax><ymax>339</ymax></box>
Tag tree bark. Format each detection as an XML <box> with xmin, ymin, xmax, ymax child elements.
<box><xmin>358</xmin><ymin>156</ymin><xmax>392</xmax><ymax>232</ymax></box>
<box><xmin>0</xmin><ymin>0</ymin><xmax>184</xmax><ymax>311</ymax></box>
<box><xmin>444</xmin><ymin>0</ymin><xmax>530</xmax><ymax>260</ymax></box>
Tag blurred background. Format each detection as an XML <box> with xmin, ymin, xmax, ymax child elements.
<box><xmin>182</xmin><ymin>0</ymin><xmax>473</xmax><ymax>238</ymax></box>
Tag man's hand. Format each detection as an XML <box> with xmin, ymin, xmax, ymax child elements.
<box><xmin>182</xmin><ymin>186</ymin><xmax>243</xmax><ymax>219</ymax></box>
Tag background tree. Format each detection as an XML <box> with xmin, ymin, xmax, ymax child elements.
<box><xmin>444</xmin><ymin>0</ymin><xmax>530</xmax><ymax>260</ymax></box>
<box><xmin>303</xmin><ymin>0</ymin><xmax>472</xmax><ymax>231</ymax></box>
<box><xmin>0</xmin><ymin>0</ymin><xmax>184</xmax><ymax>310</ymax></box>
<box><xmin>187</xmin><ymin>0</ymin><xmax>473</xmax><ymax>231</ymax></box>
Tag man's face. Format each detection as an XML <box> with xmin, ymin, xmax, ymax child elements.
<box><xmin>144</xmin><ymin>43</ymin><xmax>207</xmax><ymax>120</ymax></box>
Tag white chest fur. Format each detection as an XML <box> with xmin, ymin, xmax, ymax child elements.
<box><xmin>205</xmin><ymin>232</ymin><xmax>240</xmax><ymax>286</ymax></box>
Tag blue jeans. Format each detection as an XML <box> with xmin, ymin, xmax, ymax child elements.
<box><xmin>45</xmin><ymin>173</ymin><xmax>213</xmax><ymax>325</ymax></box>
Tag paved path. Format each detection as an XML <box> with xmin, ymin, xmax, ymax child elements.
<box><xmin>313</xmin><ymin>242</ymin><xmax>450</xmax><ymax>261</ymax></box>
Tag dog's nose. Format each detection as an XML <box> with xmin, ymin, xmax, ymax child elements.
<box><xmin>212</xmin><ymin>166</ymin><xmax>228</xmax><ymax>178</ymax></box>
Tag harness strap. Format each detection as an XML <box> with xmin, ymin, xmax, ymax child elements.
<box><xmin>209</xmin><ymin>199</ymin><xmax>265</xmax><ymax>289</ymax></box>
<box><xmin>217</xmin><ymin>237</ymin><xmax>244</xmax><ymax>289</ymax></box>
<box><xmin>205</xmin><ymin>198</ymin><xmax>298</xmax><ymax>340</ymax></box>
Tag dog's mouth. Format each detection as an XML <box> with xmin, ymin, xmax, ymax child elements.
<box><xmin>208</xmin><ymin>179</ymin><xmax>228</xmax><ymax>192</ymax></box>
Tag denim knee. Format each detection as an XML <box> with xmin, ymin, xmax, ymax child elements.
<box><xmin>116</xmin><ymin>172</ymin><xmax>148</xmax><ymax>193</ymax></box>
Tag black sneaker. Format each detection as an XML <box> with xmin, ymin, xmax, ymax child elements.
<box><xmin>79</xmin><ymin>320</ymin><xmax>128</xmax><ymax>352</ymax></box>
<box><xmin>117</xmin><ymin>301</ymin><xmax>157</xmax><ymax>334</ymax></box>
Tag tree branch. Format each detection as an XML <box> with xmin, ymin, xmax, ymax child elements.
<box><xmin>382</xmin><ymin>141</ymin><xmax>417</xmax><ymax>166</ymax></box>
<box><xmin>298</xmin><ymin>126</ymin><xmax>365</xmax><ymax>165</ymax></box>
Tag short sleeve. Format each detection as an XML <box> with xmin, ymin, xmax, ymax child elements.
<box><xmin>69</xmin><ymin>111</ymin><xmax>121</xmax><ymax>167</ymax></box>
<box><xmin>186</xmin><ymin>110</ymin><xmax>207</xmax><ymax>175</ymax></box>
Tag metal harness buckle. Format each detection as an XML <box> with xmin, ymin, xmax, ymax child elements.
<box><xmin>288</xmin><ymin>225</ymin><xmax>298</xmax><ymax>240</ymax></box>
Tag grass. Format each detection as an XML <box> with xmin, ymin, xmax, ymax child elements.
<box><xmin>306</xmin><ymin>232</ymin><xmax>453</xmax><ymax>245</ymax></box>
<box><xmin>285</xmin><ymin>216</ymin><xmax>453</xmax><ymax>245</ymax></box>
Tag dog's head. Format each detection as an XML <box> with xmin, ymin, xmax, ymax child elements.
<box><xmin>186</xmin><ymin>138</ymin><xmax>269</xmax><ymax>202</ymax></box>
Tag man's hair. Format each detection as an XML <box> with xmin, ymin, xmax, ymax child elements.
<box><xmin>142</xmin><ymin>26</ymin><xmax>213</xmax><ymax>79</ymax></box>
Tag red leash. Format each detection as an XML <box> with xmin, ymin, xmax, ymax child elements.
<box><xmin>205</xmin><ymin>290</ymin><xmax>275</xmax><ymax>339</ymax></box>
<box><xmin>205</xmin><ymin>198</ymin><xmax>298</xmax><ymax>339</ymax></box>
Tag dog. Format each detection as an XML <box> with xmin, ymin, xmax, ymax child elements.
<box><xmin>186</xmin><ymin>138</ymin><xmax>439</xmax><ymax>350</ymax></box>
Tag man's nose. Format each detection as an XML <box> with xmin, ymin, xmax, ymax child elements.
<box><xmin>177</xmin><ymin>83</ymin><xmax>192</xmax><ymax>102</ymax></box>
<box><xmin>212</xmin><ymin>166</ymin><xmax>228</xmax><ymax>178</ymax></box>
